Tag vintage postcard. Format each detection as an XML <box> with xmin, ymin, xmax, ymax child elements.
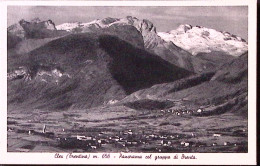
<box><xmin>0</xmin><ymin>0</ymin><xmax>257</xmax><ymax>165</ymax></box>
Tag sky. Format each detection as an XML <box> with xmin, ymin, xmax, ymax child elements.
<box><xmin>8</xmin><ymin>6</ymin><xmax>248</xmax><ymax>40</ymax></box>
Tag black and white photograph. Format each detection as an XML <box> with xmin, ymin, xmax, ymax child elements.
<box><xmin>0</xmin><ymin>0</ymin><xmax>257</xmax><ymax>165</ymax></box>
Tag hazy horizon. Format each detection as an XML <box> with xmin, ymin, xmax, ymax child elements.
<box><xmin>8</xmin><ymin>6</ymin><xmax>248</xmax><ymax>40</ymax></box>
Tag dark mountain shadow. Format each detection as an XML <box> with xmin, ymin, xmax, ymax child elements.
<box><xmin>99</xmin><ymin>34</ymin><xmax>192</xmax><ymax>94</ymax></box>
<box><xmin>8</xmin><ymin>30</ymin><xmax>192</xmax><ymax>111</ymax></box>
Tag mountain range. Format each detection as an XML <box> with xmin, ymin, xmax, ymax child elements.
<box><xmin>6</xmin><ymin>16</ymin><xmax>249</xmax><ymax>153</ymax></box>
<box><xmin>7</xmin><ymin>16</ymin><xmax>248</xmax><ymax>115</ymax></box>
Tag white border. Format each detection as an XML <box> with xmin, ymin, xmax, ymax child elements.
<box><xmin>0</xmin><ymin>1</ymin><xmax>257</xmax><ymax>165</ymax></box>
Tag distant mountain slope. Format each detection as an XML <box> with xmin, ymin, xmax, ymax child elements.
<box><xmin>211</xmin><ymin>52</ymin><xmax>248</xmax><ymax>83</ymax></box>
<box><xmin>8</xmin><ymin>22</ymin><xmax>26</xmax><ymax>38</ymax></box>
<box><xmin>7</xmin><ymin>32</ymin><xmax>23</xmax><ymax>49</ymax></box>
<box><xmin>9</xmin><ymin>38</ymin><xmax>57</xmax><ymax>55</ymax></box>
<box><xmin>158</xmin><ymin>24</ymin><xmax>248</xmax><ymax>57</ymax></box>
<box><xmin>122</xmin><ymin>53</ymin><xmax>248</xmax><ymax>116</ymax></box>
<box><xmin>7</xmin><ymin>18</ymin><xmax>69</xmax><ymax>50</ymax></box>
<box><xmin>8</xmin><ymin>25</ymin><xmax>192</xmax><ymax>111</ymax></box>
<box><xmin>55</xmin><ymin>17</ymin><xmax>219</xmax><ymax>73</ymax></box>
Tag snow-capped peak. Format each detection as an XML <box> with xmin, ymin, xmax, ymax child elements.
<box><xmin>56</xmin><ymin>22</ymin><xmax>84</xmax><ymax>31</ymax></box>
<box><xmin>56</xmin><ymin>19</ymin><xmax>247</xmax><ymax>57</ymax></box>
<box><xmin>158</xmin><ymin>24</ymin><xmax>247</xmax><ymax>56</ymax></box>
<box><xmin>56</xmin><ymin>18</ymin><xmax>119</xmax><ymax>32</ymax></box>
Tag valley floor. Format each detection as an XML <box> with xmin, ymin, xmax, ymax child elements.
<box><xmin>7</xmin><ymin>104</ymin><xmax>247</xmax><ymax>153</ymax></box>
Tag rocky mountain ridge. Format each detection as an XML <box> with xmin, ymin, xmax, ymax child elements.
<box><xmin>54</xmin><ymin>17</ymin><xmax>248</xmax><ymax>73</ymax></box>
<box><xmin>56</xmin><ymin>16</ymin><xmax>159</xmax><ymax>49</ymax></box>
<box><xmin>158</xmin><ymin>24</ymin><xmax>248</xmax><ymax>56</ymax></box>
<box><xmin>55</xmin><ymin>17</ymin><xmax>248</xmax><ymax>57</ymax></box>
<box><xmin>9</xmin><ymin>17</ymin><xmax>248</xmax><ymax>58</ymax></box>
<box><xmin>8</xmin><ymin>17</ymin><xmax>248</xmax><ymax>74</ymax></box>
